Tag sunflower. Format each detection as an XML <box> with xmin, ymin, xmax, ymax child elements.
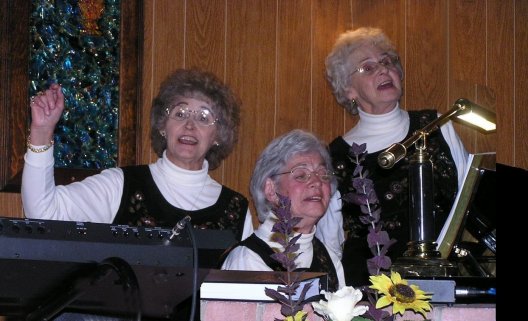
<box><xmin>369</xmin><ymin>271</ymin><xmax>432</xmax><ymax>317</ymax></box>
<box><xmin>284</xmin><ymin>311</ymin><xmax>307</xmax><ymax>321</ymax></box>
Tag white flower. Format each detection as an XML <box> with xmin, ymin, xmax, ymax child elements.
<box><xmin>312</xmin><ymin>286</ymin><xmax>369</xmax><ymax>321</ymax></box>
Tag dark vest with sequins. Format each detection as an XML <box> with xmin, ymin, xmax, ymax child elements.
<box><xmin>330</xmin><ymin>110</ymin><xmax>458</xmax><ymax>286</ymax></box>
<box><xmin>113</xmin><ymin>165</ymin><xmax>249</xmax><ymax>241</ymax></box>
<box><xmin>230</xmin><ymin>233</ymin><xmax>339</xmax><ymax>292</ymax></box>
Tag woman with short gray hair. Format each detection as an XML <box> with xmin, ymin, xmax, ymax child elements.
<box><xmin>222</xmin><ymin>129</ymin><xmax>345</xmax><ymax>291</ymax></box>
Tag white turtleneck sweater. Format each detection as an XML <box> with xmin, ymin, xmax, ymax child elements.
<box><xmin>22</xmin><ymin>148</ymin><xmax>254</xmax><ymax>240</ymax></box>
<box><xmin>315</xmin><ymin>104</ymin><xmax>469</xmax><ymax>260</ymax></box>
<box><xmin>221</xmin><ymin>214</ymin><xmax>346</xmax><ymax>290</ymax></box>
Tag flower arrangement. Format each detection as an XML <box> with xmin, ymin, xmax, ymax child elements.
<box><xmin>311</xmin><ymin>143</ymin><xmax>432</xmax><ymax>321</ymax></box>
<box><xmin>265</xmin><ymin>193</ymin><xmax>313</xmax><ymax>321</ymax></box>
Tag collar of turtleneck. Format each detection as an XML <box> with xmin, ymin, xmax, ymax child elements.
<box><xmin>343</xmin><ymin>102</ymin><xmax>409</xmax><ymax>153</ymax></box>
<box><xmin>152</xmin><ymin>151</ymin><xmax>211</xmax><ymax>186</ymax></box>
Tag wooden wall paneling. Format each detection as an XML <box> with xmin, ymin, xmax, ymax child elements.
<box><xmin>312</xmin><ymin>0</ymin><xmax>352</xmax><ymax>142</ymax></box>
<box><xmin>448</xmin><ymin>0</ymin><xmax>487</xmax><ymax>154</ymax></box>
<box><xmin>118</xmin><ymin>0</ymin><xmax>141</xmax><ymax>167</ymax></box>
<box><xmin>141</xmin><ymin>0</ymin><xmax>185</xmax><ymax>164</ymax></box>
<box><xmin>0</xmin><ymin>193</ymin><xmax>23</xmax><ymax>218</ymax></box>
<box><xmin>0</xmin><ymin>0</ymin><xmax>30</xmax><ymax>191</ymax></box>
<box><xmin>487</xmin><ymin>0</ymin><xmax>514</xmax><ymax>164</ymax></box>
<box><xmin>515</xmin><ymin>0</ymin><xmax>528</xmax><ymax>169</ymax></box>
<box><xmin>224</xmin><ymin>0</ymin><xmax>277</xmax><ymax>202</ymax></box>
<box><xmin>349</xmin><ymin>0</ymin><xmax>405</xmax><ymax>127</ymax></box>
<box><xmin>186</xmin><ymin>0</ymin><xmax>226</xmax><ymax>183</ymax></box>
<box><xmin>141</xmin><ymin>1</ymin><xmax>155</xmax><ymax>164</ymax></box>
<box><xmin>405</xmin><ymin>0</ymin><xmax>448</xmax><ymax>112</ymax></box>
<box><xmin>275</xmin><ymin>0</ymin><xmax>313</xmax><ymax>135</ymax></box>
<box><xmin>185</xmin><ymin>0</ymin><xmax>226</xmax><ymax>74</ymax></box>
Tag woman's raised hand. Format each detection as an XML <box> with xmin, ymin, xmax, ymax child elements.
<box><xmin>29</xmin><ymin>83</ymin><xmax>64</xmax><ymax>145</ymax></box>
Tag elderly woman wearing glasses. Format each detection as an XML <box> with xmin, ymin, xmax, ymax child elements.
<box><xmin>22</xmin><ymin>68</ymin><xmax>253</xmax><ymax>242</ymax></box>
<box><xmin>222</xmin><ymin>129</ymin><xmax>346</xmax><ymax>291</ymax></box>
<box><xmin>316</xmin><ymin>27</ymin><xmax>469</xmax><ymax>286</ymax></box>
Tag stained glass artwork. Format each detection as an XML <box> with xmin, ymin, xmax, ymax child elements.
<box><xmin>29</xmin><ymin>0</ymin><xmax>121</xmax><ymax>169</ymax></box>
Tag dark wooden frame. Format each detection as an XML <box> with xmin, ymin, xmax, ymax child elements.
<box><xmin>0</xmin><ymin>0</ymin><xmax>142</xmax><ymax>191</ymax></box>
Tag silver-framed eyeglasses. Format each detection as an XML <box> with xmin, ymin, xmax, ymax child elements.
<box><xmin>350</xmin><ymin>55</ymin><xmax>400</xmax><ymax>76</ymax></box>
<box><xmin>165</xmin><ymin>105</ymin><xmax>218</xmax><ymax>126</ymax></box>
<box><xmin>273</xmin><ymin>166</ymin><xmax>334</xmax><ymax>183</ymax></box>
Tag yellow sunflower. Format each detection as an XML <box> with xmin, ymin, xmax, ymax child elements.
<box><xmin>369</xmin><ymin>271</ymin><xmax>432</xmax><ymax>317</ymax></box>
<box><xmin>284</xmin><ymin>311</ymin><xmax>307</xmax><ymax>321</ymax></box>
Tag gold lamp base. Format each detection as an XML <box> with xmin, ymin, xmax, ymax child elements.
<box><xmin>391</xmin><ymin>241</ymin><xmax>458</xmax><ymax>277</ymax></box>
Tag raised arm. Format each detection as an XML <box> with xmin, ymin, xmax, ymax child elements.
<box><xmin>29</xmin><ymin>83</ymin><xmax>64</xmax><ymax>146</ymax></box>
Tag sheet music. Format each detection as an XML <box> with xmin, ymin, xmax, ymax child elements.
<box><xmin>436</xmin><ymin>153</ymin><xmax>475</xmax><ymax>246</ymax></box>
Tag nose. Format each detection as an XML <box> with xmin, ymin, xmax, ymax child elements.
<box><xmin>376</xmin><ymin>63</ymin><xmax>389</xmax><ymax>74</ymax></box>
<box><xmin>307</xmin><ymin>174</ymin><xmax>323</xmax><ymax>187</ymax></box>
<box><xmin>184</xmin><ymin>117</ymin><xmax>196</xmax><ymax>129</ymax></box>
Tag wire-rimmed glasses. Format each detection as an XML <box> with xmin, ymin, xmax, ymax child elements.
<box><xmin>165</xmin><ymin>105</ymin><xmax>218</xmax><ymax>126</ymax></box>
<box><xmin>350</xmin><ymin>55</ymin><xmax>400</xmax><ymax>76</ymax></box>
<box><xmin>273</xmin><ymin>166</ymin><xmax>334</xmax><ymax>183</ymax></box>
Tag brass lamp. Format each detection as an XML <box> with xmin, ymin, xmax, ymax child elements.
<box><xmin>377</xmin><ymin>98</ymin><xmax>496</xmax><ymax>277</ymax></box>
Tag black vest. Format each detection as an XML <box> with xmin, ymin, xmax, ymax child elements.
<box><xmin>232</xmin><ymin>233</ymin><xmax>339</xmax><ymax>292</ymax></box>
<box><xmin>330</xmin><ymin>110</ymin><xmax>459</xmax><ymax>286</ymax></box>
<box><xmin>114</xmin><ymin>165</ymin><xmax>249</xmax><ymax>241</ymax></box>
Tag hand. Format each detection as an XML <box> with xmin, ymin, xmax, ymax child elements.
<box><xmin>29</xmin><ymin>83</ymin><xmax>65</xmax><ymax>145</ymax></box>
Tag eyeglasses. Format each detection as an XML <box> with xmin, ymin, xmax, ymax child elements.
<box><xmin>273</xmin><ymin>167</ymin><xmax>334</xmax><ymax>183</ymax></box>
<box><xmin>165</xmin><ymin>106</ymin><xmax>218</xmax><ymax>126</ymax></box>
<box><xmin>350</xmin><ymin>55</ymin><xmax>400</xmax><ymax>76</ymax></box>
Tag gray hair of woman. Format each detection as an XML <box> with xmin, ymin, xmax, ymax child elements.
<box><xmin>150</xmin><ymin>68</ymin><xmax>241</xmax><ymax>169</ymax></box>
<box><xmin>325</xmin><ymin>27</ymin><xmax>403</xmax><ymax>115</ymax></box>
<box><xmin>250</xmin><ymin>129</ymin><xmax>337</xmax><ymax>223</ymax></box>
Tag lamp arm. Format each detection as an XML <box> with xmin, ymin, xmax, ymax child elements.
<box><xmin>377</xmin><ymin>102</ymin><xmax>466</xmax><ymax>169</ymax></box>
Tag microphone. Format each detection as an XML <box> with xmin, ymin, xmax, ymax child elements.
<box><xmin>377</xmin><ymin>143</ymin><xmax>407</xmax><ymax>169</ymax></box>
<box><xmin>169</xmin><ymin>215</ymin><xmax>191</xmax><ymax>241</ymax></box>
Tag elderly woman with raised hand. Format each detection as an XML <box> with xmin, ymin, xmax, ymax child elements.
<box><xmin>317</xmin><ymin>27</ymin><xmax>469</xmax><ymax>286</ymax></box>
<box><xmin>22</xmin><ymin>68</ymin><xmax>253</xmax><ymax>242</ymax></box>
<box><xmin>222</xmin><ymin>129</ymin><xmax>346</xmax><ymax>291</ymax></box>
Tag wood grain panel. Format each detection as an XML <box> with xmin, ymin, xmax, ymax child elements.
<box><xmin>141</xmin><ymin>0</ymin><xmax>186</xmax><ymax>164</ymax></box>
<box><xmin>312</xmin><ymin>0</ymin><xmax>352</xmax><ymax>142</ymax></box>
<box><xmin>487</xmin><ymin>0</ymin><xmax>514</xmax><ymax>165</ymax></box>
<box><xmin>224</xmin><ymin>0</ymin><xmax>277</xmax><ymax>203</ymax></box>
<box><xmin>449</xmin><ymin>1</ymin><xmax>486</xmax><ymax>154</ymax></box>
<box><xmin>349</xmin><ymin>0</ymin><xmax>405</xmax><ymax>126</ymax></box>
<box><xmin>186</xmin><ymin>0</ymin><xmax>226</xmax><ymax>183</ymax></box>
<box><xmin>0</xmin><ymin>0</ymin><xmax>30</xmax><ymax>190</ymax></box>
<box><xmin>118</xmin><ymin>1</ymin><xmax>140</xmax><ymax>166</ymax></box>
<box><xmin>185</xmin><ymin>0</ymin><xmax>225</xmax><ymax>74</ymax></box>
<box><xmin>276</xmin><ymin>0</ymin><xmax>312</xmax><ymax>134</ymax></box>
<box><xmin>515</xmin><ymin>0</ymin><xmax>528</xmax><ymax>168</ymax></box>
<box><xmin>405</xmin><ymin>0</ymin><xmax>448</xmax><ymax>112</ymax></box>
<box><xmin>0</xmin><ymin>193</ymin><xmax>23</xmax><ymax>218</ymax></box>
<box><xmin>449</xmin><ymin>0</ymin><xmax>486</xmax><ymax>83</ymax></box>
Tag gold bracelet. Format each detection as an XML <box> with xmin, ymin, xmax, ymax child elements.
<box><xmin>27</xmin><ymin>135</ymin><xmax>54</xmax><ymax>153</ymax></box>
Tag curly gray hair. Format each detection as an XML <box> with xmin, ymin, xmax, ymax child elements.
<box><xmin>325</xmin><ymin>27</ymin><xmax>403</xmax><ymax>115</ymax></box>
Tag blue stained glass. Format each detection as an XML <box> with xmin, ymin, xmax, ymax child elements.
<box><xmin>29</xmin><ymin>0</ymin><xmax>121</xmax><ymax>169</ymax></box>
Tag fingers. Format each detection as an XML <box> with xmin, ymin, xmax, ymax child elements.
<box><xmin>30</xmin><ymin>84</ymin><xmax>64</xmax><ymax>116</ymax></box>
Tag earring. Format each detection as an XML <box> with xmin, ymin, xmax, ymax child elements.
<box><xmin>213</xmin><ymin>141</ymin><xmax>220</xmax><ymax>147</ymax></box>
<box><xmin>160</xmin><ymin>131</ymin><xmax>166</xmax><ymax>138</ymax></box>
